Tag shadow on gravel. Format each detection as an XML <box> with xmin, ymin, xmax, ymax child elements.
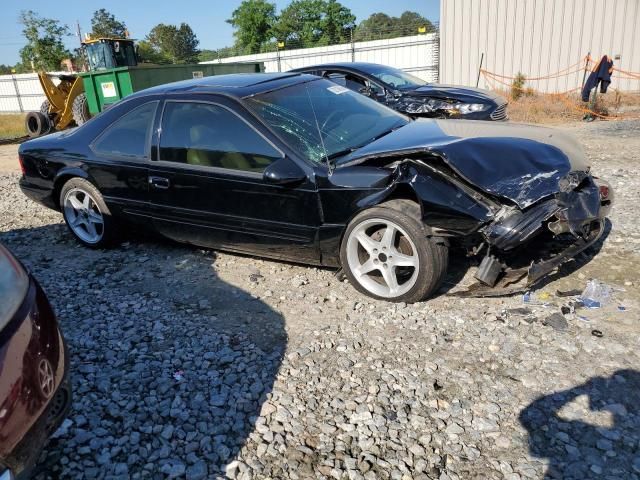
<box><xmin>520</xmin><ymin>369</ymin><xmax>640</xmax><ymax>479</ymax></box>
<box><xmin>0</xmin><ymin>224</ymin><xmax>287</xmax><ymax>478</ymax></box>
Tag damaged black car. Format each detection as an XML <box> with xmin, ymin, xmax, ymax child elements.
<box><xmin>290</xmin><ymin>62</ymin><xmax>509</xmax><ymax>121</ymax></box>
<box><xmin>18</xmin><ymin>73</ymin><xmax>611</xmax><ymax>303</ymax></box>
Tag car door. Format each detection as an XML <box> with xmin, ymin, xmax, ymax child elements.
<box><xmin>87</xmin><ymin>99</ymin><xmax>159</xmax><ymax>224</ymax></box>
<box><xmin>147</xmin><ymin>97</ymin><xmax>322</xmax><ymax>264</ymax></box>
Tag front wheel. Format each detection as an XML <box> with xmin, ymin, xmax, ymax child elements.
<box><xmin>72</xmin><ymin>93</ymin><xmax>91</xmax><ymax>126</ymax></box>
<box><xmin>340</xmin><ymin>203</ymin><xmax>448</xmax><ymax>303</ymax></box>
<box><xmin>60</xmin><ymin>178</ymin><xmax>119</xmax><ymax>248</ymax></box>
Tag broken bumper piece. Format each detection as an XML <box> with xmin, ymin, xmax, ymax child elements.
<box><xmin>453</xmin><ymin>220</ymin><xmax>604</xmax><ymax>297</ymax></box>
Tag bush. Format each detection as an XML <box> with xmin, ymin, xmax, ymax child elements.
<box><xmin>511</xmin><ymin>72</ymin><xmax>526</xmax><ymax>100</ymax></box>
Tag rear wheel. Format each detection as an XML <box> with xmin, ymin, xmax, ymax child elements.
<box><xmin>72</xmin><ymin>93</ymin><xmax>91</xmax><ymax>126</ymax></box>
<box><xmin>60</xmin><ymin>178</ymin><xmax>118</xmax><ymax>248</ymax></box>
<box><xmin>340</xmin><ymin>202</ymin><xmax>448</xmax><ymax>303</ymax></box>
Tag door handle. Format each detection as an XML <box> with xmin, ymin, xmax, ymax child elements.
<box><xmin>149</xmin><ymin>176</ymin><xmax>170</xmax><ymax>189</ymax></box>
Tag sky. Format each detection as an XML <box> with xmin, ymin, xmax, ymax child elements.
<box><xmin>0</xmin><ymin>0</ymin><xmax>440</xmax><ymax>65</ymax></box>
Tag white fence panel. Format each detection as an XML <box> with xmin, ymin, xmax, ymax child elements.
<box><xmin>0</xmin><ymin>73</ymin><xmax>55</xmax><ymax>113</ymax></box>
<box><xmin>201</xmin><ymin>33</ymin><xmax>440</xmax><ymax>82</ymax></box>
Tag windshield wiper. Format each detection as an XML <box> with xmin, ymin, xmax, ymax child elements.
<box><xmin>325</xmin><ymin>123</ymin><xmax>405</xmax><ymax>168</ymax></box>
<box><xmin>327</xmin><ymin>147</ymin><xmax>359</xmax><ymax>161</ymax></box>
<box><xmin>366</xmin><ymin>125</ymin><xmax>401</xmax><ymax>144</ymax></box>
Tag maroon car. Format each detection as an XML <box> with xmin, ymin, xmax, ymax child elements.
<box><xmin>0</xmin><ymin>243</ymin><xmax>70</xmax><ymax>478</ymax></box>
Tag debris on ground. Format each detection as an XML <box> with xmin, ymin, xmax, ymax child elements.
<box><xmin>580</xmin><ymin>279</ymin><xmax>614</xmax><ymax>308</ymax></box>
<box><xmin>542</xmin><ymin>312</ymin><xmax>569</xmax><ymax>330</ymax></box>
<box><xmin>556</xmin><ymin>288</ymin><xmax>583</xmax><ymax>297</ymax></box>
<box><xmin>523</xmin><ymin>290</ymin><xmax>553</xmax><ymax>305</ymax></box>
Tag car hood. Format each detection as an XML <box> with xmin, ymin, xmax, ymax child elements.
<box><xmin>338</xmin><ymin>119</ymin><xmax>590</xmax><ymax>209</ymax></box>
<box><xmin>404</xmin><ymin>84</ymin><xmax>505</xmax><ymax>104</ymax></box>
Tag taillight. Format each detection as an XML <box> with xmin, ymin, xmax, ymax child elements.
<box><xmin>18</xmin><ymin>154</ymin><xmax>26</xmax><ymax>175</ymax></box>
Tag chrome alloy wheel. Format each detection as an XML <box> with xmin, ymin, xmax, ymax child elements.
<box><xmin>346</xmin><ymin>218</ymin><xmax>420</xmax><ymax>298</ymax></box>
<box><xmin>63</xmin><ymin>187</ymin><xmax>104</xmax><ymax>244</ymax></box>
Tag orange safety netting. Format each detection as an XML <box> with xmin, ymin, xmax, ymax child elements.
<box><xmin>479</xmin><ymin>55</ymin><xmax>640</xmax><ymax>121</ymax></box>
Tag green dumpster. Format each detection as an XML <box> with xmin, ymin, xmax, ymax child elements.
<box><xmin>80</xmin><ymin>63</ymin><xmax>263</xmax><ymax>115</ymax></box>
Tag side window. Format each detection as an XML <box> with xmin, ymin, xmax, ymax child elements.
<box><xmin>368</xmin><ymin>81</ymin><xmax>385</xmax><ymax>97</ymax></box>
<box><xmin>344</xmin><ymin>74</ymin><xmax>367</xmax><ymax>93</ymax></box>
<box><xmin>326</xmin><ymin>72</ymin><xmax>347</xmax><ymax>87</ymax></box>
<box><xmin>93</xmin><ymin>101</ymin><xmax>157</xmax><ymax>158</ymax></box>
<box><xmin>159</xmin><ymin>102</ymin><xmax>282</xmax><ymax>172</ymax></box>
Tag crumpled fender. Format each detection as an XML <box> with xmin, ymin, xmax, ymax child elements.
<box><xmin>338</xmin><ymin>119</ymin><xmax>589</xmax><ymax>209</ymax></box>
<box><xmin>343</xmin><ymin>160</ymin><xmax>495</xmax><ymax>237</ymax></box>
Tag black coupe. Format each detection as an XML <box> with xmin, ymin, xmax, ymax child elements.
<box><xmin>19</xmin><ymin>73</ymin><xmax>611</xmax><ymax>303</ymax></box>
<box><xmin>290</xmin><ymin>62</ymin><xmax>508</xmax><ymax>120</ymax></box>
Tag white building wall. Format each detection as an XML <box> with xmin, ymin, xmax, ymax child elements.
<box><xmin>440</xmin><ymin>0</ymin><xmax>640</xmax><ymax>92</ymax></box>
<box><xmin>201</xmin><ymin>34</ymin><xmax>440</xmax><ymax>82</ymax></box>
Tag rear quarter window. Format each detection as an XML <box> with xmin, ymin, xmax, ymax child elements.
<box><xmin>0</xmin><ymin>246</ymin><xmax>28</xmax><ymax>326</ymax></box>
<box><xmin>92</xmin><ymin>101</ymin><xmax>158</xmax><ymax>159</ymax></box>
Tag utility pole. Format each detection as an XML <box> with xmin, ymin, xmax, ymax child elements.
<box><xmin>277</xmin><ymin>41</ymin><xmax>284</xmax><ymax>72</ymax></box>
<box><xmin>76</xmin><ymin>20</ymin><xmax>87</xmax><ymax>72</ymax></box>
<box><xmin>76</xmin><ymin>20</ymin><xmax>83</xmax><ymax>47</ymax></box>
<box><xmin>350</xmin><ymin>27</ymin><xmax>355</xmax><ymax>62</ymax></box>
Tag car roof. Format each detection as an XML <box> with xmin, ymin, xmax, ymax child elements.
<box><xmin>132</xmin><ymin>72</ymin><xmax>316</xmax><ymax>99</ymax></box>
<box><xmin>290</xmin><ymin>62</ymin><xmax>388</xmax><ymax>73</ymax></box>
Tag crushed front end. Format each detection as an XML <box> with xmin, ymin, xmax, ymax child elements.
<box><xmin>337</xmin><ymin>118</ymin><xmax>614</xmax><ymax>297</ymax></box>
<box><xmin>459</xmin><ymin>173</ymin><xmax>613</xmax><ymax>296</ymax></box>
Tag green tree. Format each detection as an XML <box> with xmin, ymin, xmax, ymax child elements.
<box><xmin>0</xmin><ymin>65</ymin><xmax>14</xmax><ymax>74</ymax></box>
<box><xmin>69</xmin><ymin>47</ymin><xmax>86</xmax><ymax>71</ymax></box>
<box><xmin>18</xmin><ymin>10</ymin><xmax>71</xmax><ymax>71</ymax></box>
<box><xmin>90</xmin><ymin>9</ymin><xmax>127</xmax><ymax>38</ymax></box>
<box><xmin>320</xmin><ymin>0</ymin><xmax>356</xmax><ymax>44</ymax></box>
<box><xmin>173</xmin><ymin>24</ymin><xmax>200</xmax><ymax>63</ymax></box>
<box><xmin>146</xmin><ymin>23</ymin><xmax>200</xmax><ymax>63</ymax></box>
<box><xmin>398</xmin><ymin>11</ymin><xmax>435</xmax><ymax>35</ymax></box>
<box><xmin>137</xmin><ymin>39</ymin><xmax>171</xmax><ymax>64</ymax></box>
<box><xmin>272</xmin><ymin>0</ymin><xmax>354</xmax><ymax>47</ymax></box>
<box><xmin>227</xmin><ymin>0</ymin><xmax>277</xmax><ymax>54</ymax></box>
<box><xmin>355</xmin><ymin>10</ymin><xmax>434</xmax><ymax>41</ymax></box>
<box><xmin>272</xmin><ymin>0</ymin><xmax>324</xmax><ymax>47</ymax></box>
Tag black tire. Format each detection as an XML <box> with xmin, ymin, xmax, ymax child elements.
<box><xmin>59</xmin><ymin>178</ymin><xmax>119</xmax><ymax>248</ymax></box>
<box><xmin>25</xmin><ymin>111</ymin><xmax>50</xmax><ymax>138</ymax></box>
<box><xmin>340</xmin><ymin>200</ymin><xmax>448</xmax><ymax>303</ymax></box>
<box><xmin>72</xmin><ymin>93</ymin><xmax>91</xmax><ymax>126</ymax></box>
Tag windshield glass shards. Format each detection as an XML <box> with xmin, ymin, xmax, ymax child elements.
<box><xmin>246</xmin><ymin>79</ymin><xmax>408</xmax><ymax>165</ymax></box>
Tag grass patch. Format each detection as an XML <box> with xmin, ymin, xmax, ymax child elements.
<box><xmin>0</xmin><ymin>113</ymin><xmax>26</xmax><ymax>140</ymax></box>
<box><xmin>505</xmin><ymin>90</ymin><xmax>640</xmax><ymax>124</ymax></box>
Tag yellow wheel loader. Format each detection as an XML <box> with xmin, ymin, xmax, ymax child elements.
<box><xmin>25</xmin><ymin>73</ymin><xmax>85</xmax><ymax>137</ymax></box>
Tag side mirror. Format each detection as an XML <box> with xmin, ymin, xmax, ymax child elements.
<box><xmin>263</xmin><ymin>157</ymin><xmax>307</xmax><ymax>186</ymax></box>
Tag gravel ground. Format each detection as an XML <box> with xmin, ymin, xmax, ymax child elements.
<box><xmin>0</xmin><ymin>143</ymin><xmax>18</xmax><ymax>173</ymax></box>
<box><xmin>1</xmin><ymin>120</ymin><xmax>639</xmax><ymax>479</ymax></box>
